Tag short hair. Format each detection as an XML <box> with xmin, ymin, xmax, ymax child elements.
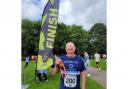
<box><xmin>66</xmin><ymin>42</ymin><xmax>76</xmax><ymax>49</ymax></box>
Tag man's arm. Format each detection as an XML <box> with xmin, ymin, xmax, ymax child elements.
<box><xmin>81</xmin><ymin>70</ymin><xmax>86</xmax><ymax>89</ymax></box>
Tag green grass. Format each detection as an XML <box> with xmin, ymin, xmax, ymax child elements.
<box><xmin>22</xmin><ymin>61</ymin><xmax>105</xmax><ymax>89</ymax></box>
<box><xmin>90</xmin><ymin>59</ymin><xmax>107</xmax><ymax>70</ymax></box>
<box><xmin>86</xmin><ymin>77</ymin><xmax>105</xmax><ymax>89</ymax></box>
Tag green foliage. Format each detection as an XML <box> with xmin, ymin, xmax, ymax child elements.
<box><xmin>22</xmin><ymin>19</ymin><xmax>106</xmax><ymax>58</ymax></box>
<box><xmin>54</xmin><ymin>23</ymin><xmax>89</xmax><ymax>54</ymax></box>
<box><xmin>68</xmin><ymin>25</ymin><xmax>89</xmax><ymax>53</ymax></box>
<box><xmin>22</xmin><ymin>19</ymin><xmax>41</xmax><ymax>57</ymax></box>
<box><xmin>87</xmin><ymin>23</ymin><xmax>106</xmax><ymax>56</ymax></box>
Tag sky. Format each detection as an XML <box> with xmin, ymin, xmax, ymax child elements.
<box><xmin>22</xmin><ymin>0</ymin><xmax>106</xmax><ymax>30</ymax></box>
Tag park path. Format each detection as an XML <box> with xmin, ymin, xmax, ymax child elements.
<box><xmin>89</xmin><ymin>67</ymin><xmax>106</xmax><ymax>88</ymax></box>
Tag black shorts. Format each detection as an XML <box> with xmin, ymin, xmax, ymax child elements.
<box><xmin>96</xmin><ymin>62</ymin><xmax>99</xmax><ymax>64</ymax></box>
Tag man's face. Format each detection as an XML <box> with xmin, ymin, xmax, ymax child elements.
<box><xmin>65</xmin><ymin>43</ymin><xmax>75</xmax><ymax>56</ymax></box>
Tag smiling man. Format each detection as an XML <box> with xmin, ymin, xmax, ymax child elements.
<box><xmin>54</xmin><ymin>42</ymin><xmax>86</xmax><ymax>89</ymax></box>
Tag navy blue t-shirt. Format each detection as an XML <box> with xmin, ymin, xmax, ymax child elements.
<box><xmin>59</xmin><ymin>55</ymin><xmax>85</xmax><ymax>89</ymax></box>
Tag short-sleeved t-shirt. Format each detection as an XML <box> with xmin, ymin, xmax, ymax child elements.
<box><xmin>59</xmin><ymin>55</ymin><xmax>85</xmax><ymax>89</ymax></box>
<box><xmin>94</xmin><ymin>53</ymin><xmax>100</xmax><ymax>62</ymax></box>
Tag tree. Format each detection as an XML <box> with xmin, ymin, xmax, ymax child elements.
<box><xmin>22</xmin><ymin>19</ymin><xmax>40</xmax><ymax>57</ymax></box>
<box><xmin>68</xmin><ymin>25</ymin><xmax>89</xmax><ymax>54</ymax></box>
<box><xmin>22</xmin><ymin>19</ymin><xmax>100</xmax><ymax>58</ymax></box>
<box><xmin>53</xmin><ymin>23</ymin><xmax>69</xmax><ymax>55</ymax></box>
<box><xmin>87</xmin><ymin>23</ymin><xmax>107</xmax><ymax>56</ymax></box>
<box><xmin>54</xmin><ymin>23</ymin><xmax>89</xmax><ymax>55</ymax></box>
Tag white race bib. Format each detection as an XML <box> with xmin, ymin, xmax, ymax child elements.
<box><xmin>64</xmin><ymin>75</ymin><xmax>77</xmax><ymax>88</ymax></box>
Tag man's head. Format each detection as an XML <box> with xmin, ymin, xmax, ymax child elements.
<box><xmin>65</xmin><ymin>42</ymin><xmax>76</xmax><ymax>57</ymax></box>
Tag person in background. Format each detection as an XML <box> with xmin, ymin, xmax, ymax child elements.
<box><xmin>102</xmin><ymin>53</ymin><xmax>107</xmax><ymax>61</ymax></box>
<box><xmin>42</xmin><ymin>69</ymin><xmax>48</xmax><ymax>82</ymax></box>
<box><xmin>94</xmin><ymin>52</ymin><xmax>101</xmax><ymax>70</ymax></box>
<box><xmin>25</xmin><ymin>55</ymin><xmax>30</xmax><ymax>67</ymax></box>
<box><xmin>37</xmin><ymin>69</ymin><xmax>48</xmax><ymax>82</ymax></box>
<box><xmin>84</xmin><ymin>52</ymin><xmax>91</xmax><ymax>76</ymax></box>
<box><xmin>37</xmin><ymin>69</ymin><xmax>43</xmax><ymax>82</ymax></box>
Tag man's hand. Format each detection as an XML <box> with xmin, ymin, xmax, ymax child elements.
<box><xmin>55</xmin><ymin>58</ymin><xmax>62</xmax><ymax>64</ymax></box>
<box><xmin>53</xmin><ymin>58</ymin><xmax>62</xmax><ymax>73</ymax></box>
<box><xmin>55</xmin><ymin>58</ymin><xmax>67</xmax><ymax>78</ymax></box>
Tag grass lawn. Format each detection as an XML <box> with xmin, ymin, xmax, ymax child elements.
<box><xmin>90</xmin><ymin>59</ymin><xmax>107</xmax><ymax>70</ymax></box>
<box><xmin>22</xmin><ymin>61</ymin><xmax>105</xmax><ymax>89</ymax></box>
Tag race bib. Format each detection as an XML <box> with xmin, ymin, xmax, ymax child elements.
<box><xmin>64</xmin><ymin>75</ymin><xmax>77</xmax><ymax>88</ymax></box>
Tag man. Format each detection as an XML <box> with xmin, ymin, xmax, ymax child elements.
<box><xmin>94</xmin><ymin>52</ymin><xmax>101</xmax><ymax>70</ymax></box>
<box><xmin>54</xmin><ymin>42</ymin><xmax>86</xmax><ymax>89</ymax></box>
